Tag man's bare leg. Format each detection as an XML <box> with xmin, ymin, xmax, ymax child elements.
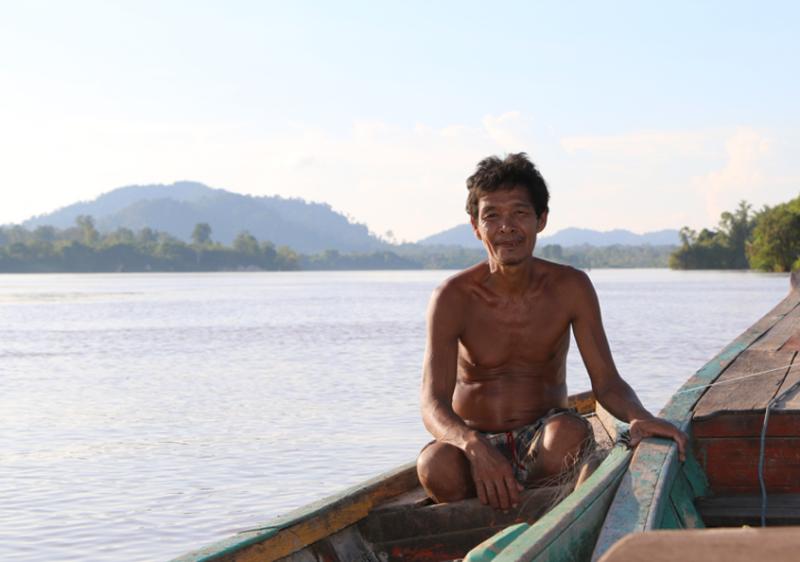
<box><xmin>526</xmin><ymin>413</ymin><xmax>594</xmax><ymax>486</ymax></box>
<box><xmin>573</xmin><ymin>455</ymin><xmax>601</xmax><ymax>490</ymax></box>
<box><xmin>416</xmin><ymin>442</ymin><xmax>476</xmax><ymax>503</ymax></box>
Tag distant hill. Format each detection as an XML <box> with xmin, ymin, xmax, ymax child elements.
<box><xmin>22</xmin><ymin>182</ymin><xmax>387</xmax><ymax>254</ymax></box>
<box><xmin>417</xmin><ymin>224</ymin><xmax>679</xmax><ymax>248</ymax></box>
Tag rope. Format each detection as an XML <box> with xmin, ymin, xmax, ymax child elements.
<box><xmin>674</xmin><ymin>363</ymin><xmax>796</xmax><ymax>395</ymax></box>
<box><xmin>758</xmin><ymin>405</ymin><xmax>772</xmax><ymax>527</ymax></box>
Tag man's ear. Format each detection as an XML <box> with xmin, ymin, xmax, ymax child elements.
<box><xmin>470</xmin><ymin>216</ymin><xmax>483</xmax><ymax>240</ymax></box>
<box><xmin>536</xmin><ymin>210</ymin><xmax>548</xmax><ymax>233</ymax></box>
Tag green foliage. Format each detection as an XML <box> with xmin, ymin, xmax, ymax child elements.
<box><xmin>233</xmin><ymin>231</ymin><xmax>259</xmax><ymax>254</ymax></box>
<box><xmin>538</xmin><ymin>244</ymin><xmax>673</xmax><ymax>268</ymax></box>
<box><xmin>670</xmin><ymin>201</ymin><xmax>756</xmax><ymax>269</ymax></box>
<box><xmin>747</xmin><ymin>196</ymin><xmax>800</xmax><ymax>272</ymax></box>
<box><xmin>301</xmin><ymin>249</ymin><xmax>419</xmax><ymax>270</ymax></box>
<box><xmin>76</xmin><ymin>215</ymin><xmax>100</xmax><ymax>246</ymax></box>
<box><xmin>191</xmin><ymin>222</ymin><xmax>212</xmax><ymax>245</ymax></box>
<box><xmin>0</xmin><ymin>218</ymin><xmax>299</xmax><ymax>272</ymax></box>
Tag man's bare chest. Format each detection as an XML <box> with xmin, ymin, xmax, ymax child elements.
<box><xmin>459</xmin><ymin>299</ymin><xmax>571</xmax><ymax>369</ymax></box>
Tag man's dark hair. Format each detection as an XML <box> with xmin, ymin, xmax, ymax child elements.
<box><xmin>465</xmin><ymin>153</ymin><xmax>549</xmax><ymax>218</ymax></box>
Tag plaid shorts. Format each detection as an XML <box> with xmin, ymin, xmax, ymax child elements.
<box><xmin>479</xmin><ymin>408</ymin><xmax>593</xmax><ymax>484</ymax></box>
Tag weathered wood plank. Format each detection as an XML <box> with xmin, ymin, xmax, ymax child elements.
<box><xmin>597</xmin><ymin>527</ymin><xmax>800</xmax><ymax>562</ymax></box>
<box><xmin>569</xmin><ymin>390</ymin><xmax>596</xmax><ymax>415</ymax></box>
<box><xmin>696</xmin><ymin>436</ymin><xmax>800</xmax><ymax>494</ymax></box>
<box><xmin>776</xmin><ymin>355</ymin><xmax>800</xmax><ymax>409</ymax></box>
<box><xmin>782</xmin><ymin>334</ymin><xmax>800</xmax><ymax>352</ymax></box>
<box><xmin>645</xmin><ymin>439</ymin><xmax>682</xmax><ymax>529</ymax></box>
<box><xmin>694</xmin><ymin>411</ymin><xmax>800</xmax><ymax>438</ymax></box>
<box><xmin>595</xmin><ymin>401</ymin><xmax>626</xmax><ymax>442</ymax></box>
<box><xmin>693</xmin><ymin>350</ymin><xmax>794</xmax><ymax>417</ymax></box>
<box><xmin>360</xmin><ymin>487</ymin><xmax>562</xmax><ymax>543</ymax></box>
<box><xmin>377</xmin><ymin>526</ymin><xmax>512</xmax><ymax>562</ymax></box>
<box><xmin>696</xmin><ymin>493</ymin><xmax>800</xmax><ymax>526</ymax></box>
<box><xmin>750</xmin><ymin>304</ymin><xmax>800</xmax><ymax>352</ymax></box>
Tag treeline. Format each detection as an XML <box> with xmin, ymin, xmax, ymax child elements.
<box><xmin>0</xmin><ymin>218</ymin><xmax>300</xmax><ymax>272</ymax></box>
<box><xmin>537</xmin><ymin>244</ymin><xmax>673</xmax><ymax>269</ymax></box>
<box><xmin>0</xmin><ymin>216</ymin><xmax>677</xmax><ymax>273</ymax></box>
<box><xmin>670</xmin><ymin>195</ymin><xmax>800</xmax><ymax>271</ymax></box>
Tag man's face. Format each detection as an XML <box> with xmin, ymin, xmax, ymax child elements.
<box><xmin>470</xmin><ymin>186</ymin><xmax>547</xmax><ymax>266</ymax></box>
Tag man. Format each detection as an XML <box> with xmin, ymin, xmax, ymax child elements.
<box><xmin>417</xmin><ymin>153</ymin><xmax>687</xmax><ymax>511</ymax></box>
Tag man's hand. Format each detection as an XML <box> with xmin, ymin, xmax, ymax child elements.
<box><xmin>629</xmin><ymin>417</ymin><xmax>689</xmax><ymax>462</ymax></box>
<box><xmin>464</xmin><ymin>436</ymin><xmax>523</xmax><ymax>510</ymax></box>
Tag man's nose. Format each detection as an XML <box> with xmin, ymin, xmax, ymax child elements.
<box><xmin>499</xmin><ymin>216</ymin><xmax>517</xmax><ymax>232</ymax></box>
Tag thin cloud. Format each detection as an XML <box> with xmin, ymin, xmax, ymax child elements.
<box><xmin>691</xmin><ymin>128</ymin><xmax>771</xmax><ymax>222</ymax></box>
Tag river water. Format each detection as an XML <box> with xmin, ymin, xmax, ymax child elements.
<box><xmin>0</xmin><ymin>269</ymin><xmax>790</xmax><ymax>561</ymax></box>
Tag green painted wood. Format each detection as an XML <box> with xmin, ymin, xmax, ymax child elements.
<box><xmin>465</xmin><ymin>523</ymin><xmax>530</xmax><ymax>562</ymax></box>
<box><xmin>661</xmin><ymin>499</ymin><xmax>682</xmax><ymax>529</ymax></box>
<box><xmin>171</xmin><ymin>462</ymin><xmax>417</xmax><ymax>562</ymax></box>
<box><xmin>530</xmin><ymin>488</ymin><xmax>619</xmax><ymax>562</ymax></box>
<box><xmin>681</xmin><ymin>444</ymin><xmax>710</xmax><ymax>498</ymax></box>
<box><xmin>591</xmin><ymin>289</ymin><xmax>800</xmax><ymax>562</ymax></box>
<box><xmin>478</xmin><ymin>445</ymin><xmax>630</xmax><ymax>562</ymax></box>
<box><xmin>645</xmin><ymin>438</ymin><xmax>682</xmax><ymax>530</ymax></box>
<box><xmin>669</xmin><ymin>471</ymin><xmax>705</xmax><ymax>529</ymax></box>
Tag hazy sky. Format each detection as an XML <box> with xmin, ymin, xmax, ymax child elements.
<box><xmin>2</xmin><ymin>1</ymin><xmax>799</xmax><ymax>241</ymax></box>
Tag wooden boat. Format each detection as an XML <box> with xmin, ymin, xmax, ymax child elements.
<box><xmin>590</xmin><ymin>271</ymin><xmax>800</xmax><ymax>562</ymax></box>
<box><xmin>172</xmin><ymin>392</ymin><xmax>632</xmax><ymax>562</ymax></box>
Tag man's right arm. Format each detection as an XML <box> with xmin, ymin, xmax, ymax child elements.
<box><xmin>420</xmin><ymin>283</ymin><xmax>522</xmax><ymax>510</ymax></box>
<box><xmin>419</xmin><ymin>284</ymin><xmax>475</xmax><ymax>449</ymax></box>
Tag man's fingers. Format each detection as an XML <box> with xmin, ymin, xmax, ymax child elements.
<box><xmin>504</xmin><ymin>475</ymin><xmax>521</xmax><ymax>507</ymax></box>
<box><xmin>494</xmin><ymin>480</ymin><xmax>510</xmax><ymax>511</ymax></box>
<box><xmin>475</xmin><ymin>480</ymin><xmax>488</xmax><ymax>506</ymax></box>
<box><xmin>484</xmin><ymin>480</ymin><xmax>500</xmax><ymax>509</ymax></box>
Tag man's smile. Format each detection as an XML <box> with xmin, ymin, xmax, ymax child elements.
<box><xmin>495</xmin><ymin>238</ymin><xmax>524</xmax><ymax>248</ymax></box>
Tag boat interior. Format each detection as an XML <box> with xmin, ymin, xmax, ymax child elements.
<box><xmin>276</xmin><ymin>391</ymin><xmax>619</xmax><ymax>562</ymax></box>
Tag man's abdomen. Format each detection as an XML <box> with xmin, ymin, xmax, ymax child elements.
<box><xmin>452</xmin><ymin>372</ymin><xmax>568</xmax><ymax>433</ymax></box>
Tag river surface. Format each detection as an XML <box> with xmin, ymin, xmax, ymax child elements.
<box><xmin>0</xmin><ymin>269</ymin><xmax>790</xmax><ymax>561</ymax></box>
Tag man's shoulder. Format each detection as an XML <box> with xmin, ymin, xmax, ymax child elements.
<box><xmin>536</xmin><ymin>258</ymin><xmax>590</xmax><ymax>287</ymax></box>
<box><xmin>431</xmin><ymin>262</ymin><xmax>489</xmax><ymax>303</ymax></box>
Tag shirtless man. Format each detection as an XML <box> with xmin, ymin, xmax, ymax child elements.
<box><xmin>417</xmin><ymin>153</ymin><xmax>688</xmax><ymax>511</ymax></box>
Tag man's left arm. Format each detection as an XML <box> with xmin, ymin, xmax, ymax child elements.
<box><xmin>569</xmin><ymin>270</ymin><xmax>688</xmax><ymax>461</ymax></box>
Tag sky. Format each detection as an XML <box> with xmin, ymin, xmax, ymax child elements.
<box><xmin>1</xmin><ymin>1</ymin><xmax>799</xmax><ymax>242</ymax></box>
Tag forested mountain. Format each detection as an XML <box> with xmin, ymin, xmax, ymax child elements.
<box><xmin>419</xmin><ymin>224</ymin><xmax>680</xmax><ymax>248</ymax></box>
<box><xmin>22</xmin><ymin>182</ymin><xmax>387</xmax><ymax>254</ymax></box>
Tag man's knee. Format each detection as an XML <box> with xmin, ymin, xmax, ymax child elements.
<box><xmin>416</xmin><ymin>442</ymin><xmax>474</xmax><ymax>503</ymax></box>
<box><xmin>537</xmin><ymin>413</ymin><xmax>594</xmax><ymax>470</ymax></box>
